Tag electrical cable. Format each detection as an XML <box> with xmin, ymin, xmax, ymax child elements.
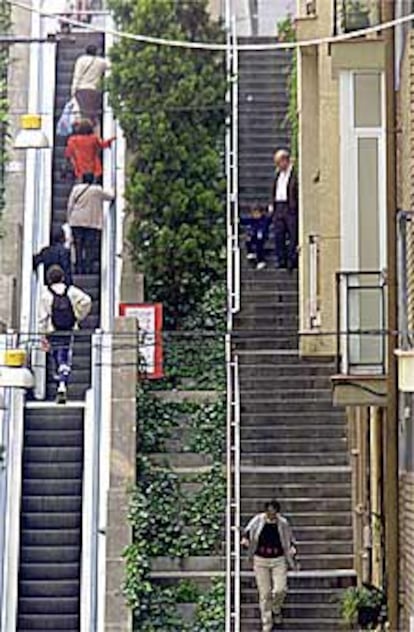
<box><xmin>7</xmin><ymin>0</ymin><xmax>414</xmax><ymax>53</ymax></box>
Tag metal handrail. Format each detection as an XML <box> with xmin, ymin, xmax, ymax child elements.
<box><xmin>336</xmin><ymin>270</ymin><xmax>387</xmax><ymax>375</ymax></box>
<box><xmin>0</xmin><ymin>332</ymin><xmax>26</xmax><ymax>632</ymax></box>
<box><xmin>81</xmin><ymin>332</ymin><xmax>103</xmax><ymax>632</ymax></box>
<box><xmin>308</xmin><ymin>234</ymin><xmax>320</xmax><ymax>329</ymax></box>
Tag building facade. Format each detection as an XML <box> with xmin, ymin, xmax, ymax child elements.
<box><xmin>295</xmin><ymin>1</ymin><xmax>412</xmax><ymax>629</ymax></box>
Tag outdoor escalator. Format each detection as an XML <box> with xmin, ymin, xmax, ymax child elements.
<box><xmin>16</xmin><ymin>31</ymin><xmax>104</xmax><ymax>631</ymax></box>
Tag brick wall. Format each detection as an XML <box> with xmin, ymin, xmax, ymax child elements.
<box><xmin>398</xmin><ymin>30</ymin><xmax>414</xmax><ymax>632</ymax></box>
<box><xmin>400</xmin><ymin>473</ymin><xmax>414</xmax><ymax>630</ymax></box>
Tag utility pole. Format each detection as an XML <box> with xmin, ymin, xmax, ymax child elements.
<box><xmin>382</xmin><ymin>0</ymin><xmax>399</xmax><ymax>629</ymax></box>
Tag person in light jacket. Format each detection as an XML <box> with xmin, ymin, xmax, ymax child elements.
<box><xmin>67</xmin><ymin>172</ymin><xmax>114</xmax><ymax>274</ymax></box>
<box><xmin>39</xmin><ymin>265</ymin><xmax>92</xmax><ymax>403</ymax></box>
<box><xmin>71</xmin><ymin>44</ymin><xmax>108</xmax><ymax>124</ymax></box>
<box><xmin>241</xmin><ymin>500</ymin><xmax>297</xmax><ymax>631</ymax></box>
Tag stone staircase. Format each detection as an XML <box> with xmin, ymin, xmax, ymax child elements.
<box><xmin>235</xmin><ymin>39</ymin><xmax>355</xmax><ymax>631</ymax></box>
<box><xmin>236</xmin><ymin>265</ymin><xmax>355</xmax><ymax>630</ymax></box>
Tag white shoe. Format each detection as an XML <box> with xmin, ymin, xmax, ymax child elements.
<box><xmin>56</xmin><ymin>383</ymin><xmax>67</xmax><ymax>405</ymax></box>
<box><xmin>246</xmin><ymin>253</ymin><xmax>256</xmax><ymax>261</ymax></box>
<box><xmin>256</xmin><ymin>262</ymin><xmax>266</xmax><ymax>270</ymax></box>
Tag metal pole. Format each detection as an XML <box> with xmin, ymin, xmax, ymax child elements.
<box><xmin>231</xmin><ymin>14</ymin><xmax>240</xmax><ymax>315</ymax></box>
<box><xmin>382</xmin><ymin>1</ymin><xmax>399</xmax><ymax>628</ymax></box>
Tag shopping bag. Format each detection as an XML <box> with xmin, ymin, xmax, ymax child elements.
<box><xmin>56</xmin><ymin>97</ymin><xmax>80</xmax><ymax>137</ymax></box>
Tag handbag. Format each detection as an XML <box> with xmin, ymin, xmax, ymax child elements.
<box><xmin>56</xmin><ymin>97</ymin><xmax>80</xmax><ymax>137</ymax></box>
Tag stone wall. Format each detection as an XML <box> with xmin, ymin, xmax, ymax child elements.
<box><xmin>105</xmin><ymin>318</ymin><xmax>138</xmax><ymax>632</ymax></box>
<box><xmin>0</xmin><ymin>4</ymin><xmax>31</xmax><ymax>328</ymax></box>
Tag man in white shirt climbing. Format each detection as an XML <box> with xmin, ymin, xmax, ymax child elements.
<box><xmin>39</xmin><ymin>265</ymin><xmax>92</xmax><ymax>404</ymax></box>
<box><xmin>71</xmin><ymin>44</ymin><xmax>108</xmax><ymax>125</ymax></box>
<box><xmin>271</xmin><ymin>149</ymin><xmax>298</xmax><ymax>270</ymax></box>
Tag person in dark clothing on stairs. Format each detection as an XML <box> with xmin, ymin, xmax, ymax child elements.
<box><xmin>33</xmin><ymin>226</ymin><xmax>73</xmax><ymax>287</ymax></box>
<box><xmin>242</xmin><ymin>500</ymin><xmax>297</xmax><ymax>631</ymax></box>
<box><xmin>39</xmin><ymin>265</ymin><xmax>92</xmax><ymax>404</ymax></box>
<box><xmin>241</xmin><ymin>203</ymin><xmax>272</xmax><ymax>270</ymax></box>
<box><xmin>271</xmin><ymin>149</ymin><xmax>298</xmax><ymax>270</ymax></box>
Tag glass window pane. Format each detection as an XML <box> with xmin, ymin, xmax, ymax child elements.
<box><xmin>354</xmin><ymin>72</ymin><xmax>382</xmax><ymax>127</ymax></box>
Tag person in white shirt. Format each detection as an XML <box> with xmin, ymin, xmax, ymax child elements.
<box><xmin>271</xmin><ymin>149</ymin><xmax>298</xmax><ymax>270</ymax></box>
<box><xmin>67</xmin><ymin>172</ymin><xmax>114</xmax><ymax>274</ymax></box>
<box><xmin>71</xmin><ymin>44</ymin><xmax>108</xmax><ymax>124</ymax></box>
<box><xmin>39</xmin><ymin>265</ymin><xmax>92</xmax><ymax>403</ymax></box>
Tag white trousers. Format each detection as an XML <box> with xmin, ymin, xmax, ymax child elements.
<box><xmin>253</xmin><ymin>556</ymin><xmax>287</xmax><ymax>632</ymax></box>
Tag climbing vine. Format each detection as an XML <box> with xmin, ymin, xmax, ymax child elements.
<box><xmin>108</xmin><ymin>0</ymin><xmax>227</xmax><ymax>327</ymax></box>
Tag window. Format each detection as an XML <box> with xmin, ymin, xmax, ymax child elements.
<box><xmin>353</xmin><ymin>72</ymin><xmax>382</xmax><ymax>128</ymax></box>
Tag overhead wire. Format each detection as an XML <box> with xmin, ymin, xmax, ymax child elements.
<box><xmin>7</xmin><ymin>0</ymin><xmax>414</xmax><ymax>52</ymax></box>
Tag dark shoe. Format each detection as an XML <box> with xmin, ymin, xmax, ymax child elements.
<box><xmin>275</xmin><ymin>261</ymin><xmax>287</xmax><ymax>269</ymax></box>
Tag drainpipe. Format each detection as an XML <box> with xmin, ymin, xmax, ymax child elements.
<box><xmin>369</xmin><ymin>406</ymin><xmax>383</xmax><ymax>588</ymax></box>
<box><xmin>382</xmin><ymin>1</ymin><xmax>399</xmax><ymax>629</ymax></box>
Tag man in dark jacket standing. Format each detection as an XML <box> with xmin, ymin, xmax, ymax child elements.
<box><xmin>271</xmin><ymin>149</ymin><xmax>298</xmax><ymax>270</ymax></box>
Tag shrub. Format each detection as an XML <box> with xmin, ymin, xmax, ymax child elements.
<box><xmin>108</xmin><ymin>0</ymin><xmax>227</xmax><ymax>327</ymax></box>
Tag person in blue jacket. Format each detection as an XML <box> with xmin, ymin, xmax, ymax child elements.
<box><xmin>240</xmin><ymin>203</ymin><xmax>272</xmax><ymax>270</ymax></box>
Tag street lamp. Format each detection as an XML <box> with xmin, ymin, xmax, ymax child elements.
<box><xmin>14</xmin><ymin>114</ymin><xmax>50</xmax><ymax>149</ymax></box>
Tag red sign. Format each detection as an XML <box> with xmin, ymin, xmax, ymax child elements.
<box><xmin>119</xmin><ymin>303</ymin><xmax>163</xmax><ymax>379</ymax></box>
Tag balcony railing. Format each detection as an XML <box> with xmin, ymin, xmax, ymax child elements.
<box><xmin>333</xmin><ymin>0</ymin><xmax>381</xmax><ymax>35</ymax></box>
<box><xmin>336</xmin><ymin>271</ymin><xmax>387</xmax><ymax>375</ymax></box>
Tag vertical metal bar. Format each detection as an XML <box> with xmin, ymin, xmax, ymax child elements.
<box><xmin>346</xmin><ymin>274</ymin><xmax>350</xmax><ymax>374</ymax></box>
<box><xmin>233</xmin><ymin>353</ymin><xmax>241</xmax><ymax>632</ymax></box>
<box><xmin>397</xmin><ymin>212</ymin><xmax>409</xmax><ymax>349</ymax></box>
<box><xmin>225</xmin><ymin>333</ymin><xmax>232</xmax><ymax>632</ymax></box>
<box><xmin>231</xmin><ymin>14</ymin><xmax>240</xmax><ymax>315</ymax></box>
<box><xmin>225</xmin><ymin>0</ymin><xmax>233</xmax><ymax>333</ymax></box>
<box><xmin>336</xmin><ymin>273</ymin><xmax>341</xmax><ymax>373</ymax></box>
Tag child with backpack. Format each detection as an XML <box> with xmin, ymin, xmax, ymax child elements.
<box><xmin>240</xmin><ymin>202</ymin><xmax>272</xmax><ymax>270</ymax></box>
<box><xmin>39</xmin><ymin>265</ymin><xmax>92</xmax><ymax>404</ymax></box>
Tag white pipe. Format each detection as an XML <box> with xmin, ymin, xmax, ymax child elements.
<box><xmin>231</xmin><ymin>14</ymin><xmax>240</xmax><ymax>315</ymax></box>
<box><xmin>225</xmin><ymin>333</ymin><xmax>232</xmax><ymax>632</ymax></box>
<box><xmin>233</xmin><ymin>353</ymin><xmax>241</xmax><ymax>632</ymax></box>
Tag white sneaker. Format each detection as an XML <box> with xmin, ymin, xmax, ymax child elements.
<box><xmin>246</xmin><ymin>253</ymin><xmax>256</xmax><ymax>261</ymax></box>
<box><xmin>256</xmin><ymin>262</ymin><xmax>266</xmax><ymax>270</ymax></box>
<box><xmin>56</xmin><ymin>383</ymin><xmax>67</xmax><ymax>405</ymax></box>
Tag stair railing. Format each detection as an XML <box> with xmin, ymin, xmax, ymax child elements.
<box><xmin>19</xmin><ymin>0</ymin><xmax>56</xmax><ymax>397</ymax></box>
<box><xmin>226</xmin><ymin>6</ymin><xmax>241</xmax><ymax>331</ymax></box>
<box><xmin>81</xmin><ymin>330</ymin><xmax>103</xmax><ymax>632</ymax></box>
<box><xmin>0</xmin><ymin>3</ymin><xmax>56</xmax><ymax>626</ymax></box>
<box><xmin>226</xmin><ymin>334</ymin><xmax>241</xmax><ymax>632</ymax></box>
<box><xmin>81</xmin><ymin>13</ymin><xmax>125</xmax><ymax>632</ymax></box>
<box><xmin>0</xmin><ymin>332</ymin><xmax>26</xmax><ymax>632</ymax></box>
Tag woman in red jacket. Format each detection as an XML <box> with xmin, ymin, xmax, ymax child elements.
<box><xmin>64</xmin><ymin>118</ymin><xmax>115</xmax><ymax>183</ymax></box>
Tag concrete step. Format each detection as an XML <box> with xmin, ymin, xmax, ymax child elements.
<box><xmin>240</xmin><ymin>470</ymin><xmax>352</xmax><ymax>485</ymax></box>
<box><xmin>240</xmin><ymin>412</ymin><xmax>346</xmax><ymax>426</ymax></box>
<box><xmin>240</xmin><ymin>388</ymin><xmax>332</xmax><ymax>401</ymax></box>
<box><xmin>240</xmin><ymin>453</ymin><xmax>349</xmax><ymax>467</ymax></box>
<box><xmin>241</xmin><ymin>497</ymin><xmax>352</xmax><ymax>515</ymax></box>
<box><xmin>239</xmin><ymin>364</ymin><xmax>335</xmax><ymax>377</ymax></box>
<box><xmin>240</xmin><ymin>401</ymin><xmax>337</xmax><ymax>413</ymax></box>
<box><xmin>241</xmin><ymin>438</ymin><xmax>348</xmax><ymax>454</ymax></box>
<box><xmin>240</xmin><ymin>512</ymin><xmax>352</xmax><ymax>528</ymax></box>
<box><xmin>241</xmin><ymin>482</ymin><xmax>351</xmax><ymax>498</ymax></box>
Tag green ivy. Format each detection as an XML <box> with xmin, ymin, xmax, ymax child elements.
<box><xmin>108</xmin><ymin>0</ymin><xmax>226</xmax><ymax>327</ymax></box>
<box><xmin>192</xmin><ymin>580</ymin><xmax>226</xmax><ymax>631</ymax></box>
